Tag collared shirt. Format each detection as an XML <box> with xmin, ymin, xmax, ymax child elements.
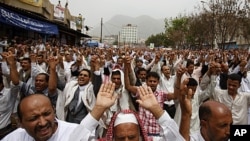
<box><xmin>159</xmin><ymin>75</ymin><xmax>175</xmax><ymax>93</ymax></box>
<box><xmin>214</xmin><ymin>88</ymin><xmax>250</xmax><ymax>125</ymax></box>
<box><xmin>0</xmin><ymin>86</ymin><xmax>19</xmax><ymax>129</ymax></box>
<box><xmin>36</xmin><ymin>43</ymin><xmax>45</xmax><ymax>52</ymax></box>
<box><xmin>18</xmin><ymin>81</ymin><xmax>58</xmax><ymax>107</ymax></box>
<box><xmin>181</xmin><ymin>72</ymin><xmax>199</xmax><ymax>85</ymax></box>
<box><xmin>158</xmin><ymin>74</ymin><xmax>176</xmax><ymax>106</ymax></box>
<box><xmin>139</xmin><ymin>90</ymin><xmax>166</xmax><ymax>134</ymax></box>
<box><xmin>63</xmin><ymin>61</ymin><xmax>75</xmax><ymax>73</ymax></box>
<box><xmin>38</xmin><ymin>62</ymin><xmax>47</xmax><ymax>72</ymax></box>
<box><xmin>240</xmin><ymin>75</ymin><xmax>250</xmax><ymax>93</ymax></box>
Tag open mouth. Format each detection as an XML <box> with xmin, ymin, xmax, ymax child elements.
<box><xmin>40</xmin><ymin>127</ymin><xmax>49</xmax><ymax>134</ymax></box>
<box><xmin>78</xmin><ymin>79</ymin><xmax>85</xmax><ymax>83</ymax></box>
<box><xmin>36</xmin><ymin>86</ymin><xmax>42</xmax><ymax>90</ymax></box>
<box><xmin>36</xmin><ymin>124</ymin><xmax>51</xmax><ymax>136</ymax></box>
<box><xmin>38</xmin><ymin>127</ymin><xmax>50</xmax><ymax>136</ymax></box>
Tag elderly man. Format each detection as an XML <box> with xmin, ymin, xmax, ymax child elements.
<box><xmin>102</xmin><ymin>109</ymin><xmax>148</xmax><ymax>141</ymax></box>
<box><xmin>98</xmin><ymin>85</ymin><xmax>185</xmax><ymax>141</ymax></box>
<box><xmin>180</xmin><ymin>99</ymin><xmax>232</xmax><ymax>141</ymax></box>
<box><xmin>175</xmin><ymin>72</ymin><xmax>233</xmax><ymax>141</ymax></box>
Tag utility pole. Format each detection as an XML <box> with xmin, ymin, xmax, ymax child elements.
<box><xmin>212</xmin><ymin>0</ymin><xmax>215</xmax><ymax>49</ymax></box>
<box><xmin>100</xmin><ymin>18</ymin><xmax>103</xmax><ymax>43</ymax></box>
<box><xmin>201</xmin><ymin>0</ymin><xmax>215</xmax><ymax>49</ymax></box>
<box><xmin>118</xmin><ymin>31</ymin><xmax>120</xmax><ymax>48</ymax></box>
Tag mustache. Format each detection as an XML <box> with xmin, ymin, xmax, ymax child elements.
<box><xmin>35</xmin><ymin>122</ymin><xmax>52</xmax><ymax>133</ymax></box>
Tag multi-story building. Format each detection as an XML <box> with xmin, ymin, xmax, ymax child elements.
<box><xmin>121</xmin><ymin>24</ymin><xmax>138</xmax><ymax>44</ymax></box>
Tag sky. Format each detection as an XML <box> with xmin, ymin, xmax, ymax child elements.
<box><xmin>50</xmin><ymin>0</ymin><xmax>201</xmax><ymax>27</ymax></box>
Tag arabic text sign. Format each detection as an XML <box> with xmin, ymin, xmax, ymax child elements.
<box><xmin>0</xmin><ymin>7</ymin><xmax>58</xmax><ymax>35</ymax></box>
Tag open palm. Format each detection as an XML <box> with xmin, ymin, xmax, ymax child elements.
<box><xmin>95</xmin><ymin>82</ymin><xmax>117</xmax><ymax>109</ymax></box>
<box><xmin>136</xmin><ymin>86</ymin><xmax>158</xmax><ymax>110</ymax></box>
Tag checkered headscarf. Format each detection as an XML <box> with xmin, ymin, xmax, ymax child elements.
<box><xmin>105</xmin><ymin>109</ymin><xmax>148</xmax><ymax>141</ymax></box>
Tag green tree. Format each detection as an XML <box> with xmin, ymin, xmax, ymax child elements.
<box><xmin>186</xmin><ymin>12</ymin><xmax>215</xmax><ymax>49</ymax></box>
<box><xmin>201</xmin><ymin>0</ymin><xmax>249</xmax><ymax>49</ymax></box>
<box><xmin>113</xmin><ymin>40</ymin><xmax>118</xmax><ymax>45</ymax></box>
<box><xmin>163</xmin><ymin>0</ymin><xmax>250</xmax><ymax>50</ymax></box>
<box><xmin>165</xmin><ymin>17</ymin><xmax>189</xmax><ymax>49</ymax></box>
<box><xmin>241</xmin><ymin>18</ymin><xmax>250</xmax><ymax>45</ymax></box>
<box><xmin>145</xmin><ymin>33</ymin><xmax>173</xmax><ymax>47</ymax></box>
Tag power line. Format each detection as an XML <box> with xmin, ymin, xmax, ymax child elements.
<box><xmin>106</xmin><ymin>23</ymin><xmax>122</xmax><ymax>29</ymax></box>
<box><xmin>103</xmin><ymin>24</ymin><xmax>112</xmax><ymax>35</ymax></box>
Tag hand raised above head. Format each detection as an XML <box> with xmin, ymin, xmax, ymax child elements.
<box><xmin>136</xmin><ymin>86</ymin><xmax>164</xmax><ymax>119</ymax></box>
<box><xmin>179</xmin><ymin>78</ymin><xmax>193</xmax><ymax>116</ymax></box>
<box><xmin>0</xmin><ymin>52</ymin><xmax>8</xmax><ymax>60</ymax></box>
<box><xmin>95</xmin><ymin>82</ymin><xmax>117</xmax><ymax>109</ymax></box>
<box><xmin>136</xmin><ymin>86</ymin><xmax>158</xmax><ymax>110</ymax></box>
<box><xmin>176</xmin><ymin>66</ymin><xmax>186</xmax><ymax>79</ymax></box>
<box><xmin>123</xmin><ymin>55</ymin><xmax>132</xmax><ymax>65</ymax></box>
<box><xmin>48</xmin><ymin>56</ymin><xmax>59</xmax><ymax>69</ymax></box>
<box><xmin>29</xmin><ymin>53</ymin><xmax>37</xmax><ymax>62</ymax></box>
<box><xmin>5</xmin><ymin>51</ymin><xmax>15</xmax><ymax>65</ymax></box>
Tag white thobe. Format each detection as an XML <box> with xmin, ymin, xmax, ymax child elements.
<box><xmin>2</xmin><ymin>114</ymin><xmax>98</xmax><ymax>141</ymax></box>
<box><xmin>157</xmin><ymin>111</ymin><xmax>185</xmax><ymax>141</ymax></box>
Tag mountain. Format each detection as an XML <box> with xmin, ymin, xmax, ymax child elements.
<box><xmin>88</xmin><ymin>15</ymin><xmax>165</xmax><ymax>39</ymax></box>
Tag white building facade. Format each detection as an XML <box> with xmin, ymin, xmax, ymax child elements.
<box><xmin>121</xmin><ymin>24</ymin><xmax>138</xmax><ymax>44</ymax></box>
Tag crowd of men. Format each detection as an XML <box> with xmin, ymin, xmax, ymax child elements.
<box><xmin>0</xmin><ymin>36</ymin><xmax>250</xmax><ymax>141</ymax></box>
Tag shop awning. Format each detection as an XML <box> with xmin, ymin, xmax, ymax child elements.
<box><xmin>0</xmin><ymin>6</ymin><xmax>58</xmax><ymax>35</ymax></box>
<box><xmin>57</xmin><ymin>23</ymin><xmax>91</xmax><ymax>38</ymax></box>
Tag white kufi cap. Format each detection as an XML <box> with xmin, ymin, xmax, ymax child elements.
<box><xmin>114</xmin><ymin>113</ymin><xmax>138</xmax><ymax>127</ymax></box>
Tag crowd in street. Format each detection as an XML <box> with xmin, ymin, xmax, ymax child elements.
<box><xmin>0</xmin><ymin>36</ymin><xmax>250</xmax><ymax>141</ymax></box>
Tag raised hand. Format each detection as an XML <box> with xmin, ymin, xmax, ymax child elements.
<box><xmin>179</xmin><ymin>78</ymin><xmax>193</xmax><ymax>141</ymax></box>
<box><xmin>207</xmin><ymin>61</ymin><xmax>216</xmax><ymax>76</ymax></box>
<box><xmin>136</xmin><ymin>86</ymin><xmax>158</xmax><ymax>109</ymax></box>
<box><xmin>176</xmin><ymin>65</ymin><xmax>186</xmax><ymax>79</ymax></box>
<box><xmin>90</xmin><ymin>55</ymin><xmax>100</xmax><ymax>71</ymax></box>
<box><xmin>30</xmin><ymin>53</ymin><xmax>37</xmax><ymax>63</ymax></box>
<box><xmin>136</xmin><ymin>86</ymin><xmax>164</xmax><ymax>119</ymax></box>
<box><xmin>47</xmin><ymin>56</ymin><xmax>58</xmax><ymax>70</ymax></box>
<box><xmin>179</xmin><ymin>78</ymin><xmax>193</xmax><ymax>116</ymax></box>
<box><xmin>91</xmin><ymin>82</ymin><xmax>117</xmax><ymax>120</ymax></box>
<box><xmin>123</xmin><ymin>55</ymin><xmax>132</xmax><ymax>66</ymax></box>
<box><xmin>5</xmin><ymin>51</ymin><xmax>16</xmax><ymax>65</ymax></box>
<box><xmin>95</xmin><ymin>82</ymin><xmax>117</xmax><ymax>109</ymax></box>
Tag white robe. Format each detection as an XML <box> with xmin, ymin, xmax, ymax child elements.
<box><xmin>56</xmin><ymin>81</ymin><xmax>95</xmax><ymax>121</ymax></box>
<box><xmin>2</xmin><ymin>114</ymin><xmax>98</xmax><ymax>141</ymax></box>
